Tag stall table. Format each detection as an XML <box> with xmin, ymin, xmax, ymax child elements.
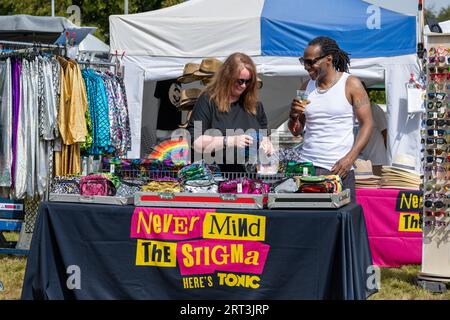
<box><xmin>356</xmin><ymin>188</ymin><xmax>422</xmax><ymax>267</ymax></box>
<box><xmin>22</xmin><ymin>201</ymin><xmax>375</xmax><ymax>300</ymax></box>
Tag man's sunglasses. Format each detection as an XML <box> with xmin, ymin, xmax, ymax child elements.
<box><xmin>299</xmin><ymin>54</ymin><xmax>328</xmax><ymax>66</ymax></box>
<box><xmin>236</xmin><ymin>79</ymin><xmax>251</xmax><ymax>86</ymax></box>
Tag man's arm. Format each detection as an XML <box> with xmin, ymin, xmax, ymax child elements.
<box><xmin>331</xmin><ymin>76</ymin><xmax>373</xmax><ymax>177</ymax></box>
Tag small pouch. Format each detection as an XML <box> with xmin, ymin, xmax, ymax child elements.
<box><xmin>297</xmin><ymin>176</ymin><xmax>328</xmax><ymax>193</ymax></box>
<box><xmin>219</xmin><ymin>177</ymin><xmax>251</xmax><ymax>194</ymax></box>
<box><xmin>50</xmin><ymin>176</ymin><xmax>81</xmax><ymax>195</ymax></box>
<box><xmin>142</xmin><ymin>180</ymin><xmax>182</xmax><ymax>193</ymax></box>
<box><xmin>80</xmin><ymin>174</ymin><xmax>116</xmax><ymax>196</ymax></box>
<box><xmin>274</xmin><ymin>178</ymin><xmax>298</xmax><ymax>193</ymax></box>
<box><xmin>116</xmin><ymin>180</ymin><xmax>143</xmax><ymax>198</ymax></box>
<box><xmin>184</xmin><ymin>184</ymin><xmax>219</xmax><ymax>194</ymax></box>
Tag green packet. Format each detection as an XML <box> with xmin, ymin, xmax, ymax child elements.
<box><xmin>300</xmin><ymin>175</ymin><xmax>325</xmax><ymax>183</ymax></box>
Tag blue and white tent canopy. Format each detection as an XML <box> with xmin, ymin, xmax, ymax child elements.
<box><xmin>110</xmin><ymin>0</ymin><xmax>421</xmax><ymax>173</ymax></box>
<box><xmin>110</xmin><ymin>0</ymin><xmax>416</xmax><ymax>58</ymax></box>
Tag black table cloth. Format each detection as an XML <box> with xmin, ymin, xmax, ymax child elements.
<box><xmin>21</xmin><ymin>201</ymin><xmax>375</xmax><ymax>300</ymax></box>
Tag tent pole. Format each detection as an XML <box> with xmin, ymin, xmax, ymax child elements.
<box><xmin>51</xmin><ymin>0</ymin><xmax>55</xmax><ymax>17</ymax></box>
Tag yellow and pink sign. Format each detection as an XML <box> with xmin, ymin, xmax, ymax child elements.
<box><xmin>130</xmin><ymin>207</ymin><xmax>270</xmax><ymax>289</ymax></box>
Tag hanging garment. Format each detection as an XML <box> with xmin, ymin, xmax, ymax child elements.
<box><xmin>51</xmin><ymin>57</ymin><xmax>61</xmax><ymax>138</ymax></box>
<box><xmin>54</xmin><ymin>57</ymin><xmax>85</xmax><ymax>176</ymax></box>
<box><xmin>11</xmin><ymin>59</ymin><xmax>21</xmax><ymax>190</ymax></box>
<box><xmin>25</xmin><ymin>58</ymin><xmax>38</xmax><ymax>197</ymax></box>
<box><xmin>56</xmin><ymin>57</ymin><xmax>88</xmax><ymax>145</ymax></box>
<box><xmin>82</xmin><ymin>68</ymin><xmax>110</xmax><ymax>155</ymax></box>
<box><xmin>114</xmin><ymin>73</ymin><xmax>132</xmax><ymax>156</ymax></box>
<box><xmin>38</xmin><ymin>57</ymin><xmax>59</xmax><ymax>140</ymax></box>
<box><xmin>14</xmin><ymin>59</ymin><xmax>29</xmax><ymax>199</ymax></box>
<box><xmin>109</xmin><ymin>73</ymin><xmax>132</xmax><ymax>157</ymax></box>
<box><xmin>0</xmin><ymin>58</ymin><xmax>12</xmax><ymax>187</ymax></box>
<box><xmin>99</xmin><ymin>72</ymin><xmax>118</xmax><ymax>155</ymax></box>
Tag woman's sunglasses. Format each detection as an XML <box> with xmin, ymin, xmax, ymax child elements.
<box><xmin>236</xmin><ymin>79</ymin><xmax>251</xmax><ymax>86</ymax></box>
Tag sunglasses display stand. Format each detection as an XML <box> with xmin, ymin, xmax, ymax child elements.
<box><xmin>418</xmin><ymin>34</ymin><xmax>450</xmax><ymax>287</ymax></box>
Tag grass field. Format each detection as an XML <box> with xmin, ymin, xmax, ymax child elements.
<box><xmin>1</xmin><ymin>232</ymin><xmax>449</xmax><ymax>300</ymax></box>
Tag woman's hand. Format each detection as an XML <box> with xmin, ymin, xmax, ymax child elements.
<box><xmin>229</xmin><ymin>135</ymin><xmax>254</xmax><ymax>149</ymax></box>
<box><xmin>260</xmin><ymin>137</ymin><xmax>274</xmax><ymax>156</ymax></box>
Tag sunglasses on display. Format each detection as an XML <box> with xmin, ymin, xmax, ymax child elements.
<box><xmin>429</xmin><ymin>56</ymin><xmax>447</xmax><ymax>64</ymax></box>
<box><xmin>424</xmin><ymin>156</ymin><xmax>446</xmax><ymax>164</ymax></box>
<box><xmin>425</xmin><ymin>182</ymin><xmax>443</xmax><ymax>192</ymax></box>
<box><xmin>299</xmin><ymin>54</ymin><xmax>328</xmax><ymax>67</ymax></box>
<box><xmin>424</xmin><ymin>211</ymin><xmax>448</xmax><ymax>217</ymax></box>
<box><xmin>430</xmin><ymin>73</ymin><xmax>448</xmax><ymax>81</ymax></box>
<box><xmin>426</xmin><ymin>112</ymin><xmax>446</xmax><ymax>119</ymax></box>
<box><xmin>425</xmin><ymin>119</ymin><xmax>446</xmax><ymax>127</ymax></box>
<box><xmin>425</xmin><ymin>148</ymin><xmax>446</xmax><ymax>156</ymax></box>
<box><xmin>236</xmin><ymin>79</ymin><xmax>251</xmax><ymax>86</ymax></box>
<box><xmin>427</xmin><ymin>101</ymin><xmax>444</xmax><ymax>109</ymax></box>
<box><xmin>427</xmin><ymin>92</ymin><xmax>447</xmax><ymax>100</ymax></box>
<box><xmin>425</xmin><ymin>137</ymin><xmax>447</xmax><ymax>145</ymax></box>
<box><xmin>424</xmin><ymin>165</ymin><xmax>446</xmax><ymax>173</ymax></box>
<box><xmin>424</xmin><ymin>200</ymin><xmax>447</xmax><ymax>209</ymax></box>
<box><xmin>427</xmin><ymin>129</ymin><xmax>446</xmax><ymax>137</ymax></box>
<box><xmin>423</xmin><ymin>220</ymin><xmax>449</xmax><ymax>227</ymax></box>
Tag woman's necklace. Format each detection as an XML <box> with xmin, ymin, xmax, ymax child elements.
<box><xmin>316</xmin><ymin>72</ymin><xmax>339</xmax><ymax>94</ymax></box>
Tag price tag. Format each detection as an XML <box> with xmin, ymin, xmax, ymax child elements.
<box><xmin>237</xmin><ymin>183</ymin><xmax>242</xmax><ymax>193</ymax></box>
<box><xmin>110</xmin><ymin>164</ymin><xmax>115</xmax><ymax>173</ymax></box>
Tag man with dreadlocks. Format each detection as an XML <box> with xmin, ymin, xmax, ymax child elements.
<box><xmin>288</xmin><ymin>36</ymin><xmax>373</xmax><ymax>200</ymax></box>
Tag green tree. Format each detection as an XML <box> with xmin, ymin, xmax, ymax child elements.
<box><xmin>426</xmin><ymin>4</ymin><xmax>450</xmax><ymax>23</ymax></box>
<box><xmin>0</xmin><ymin>0</ymin><xmax>185</xmax><ymax>43</ymax></box>
<box><xmin>436</xmin><ymin>6</ymin><xmax>450</xmax><ymax>22</ymax></box>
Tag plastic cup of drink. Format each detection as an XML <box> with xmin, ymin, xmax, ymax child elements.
<box><xmin>296</xmin><ymin>90</ymin><xmax>309</xmax><ymax>103</ymax></box>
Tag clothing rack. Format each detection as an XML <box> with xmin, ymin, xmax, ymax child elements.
<box><xmin>0</xmin><ymin>39</ymin><xmax>66</xmax><ymax>57</ymax></box>
<box><xmin>0</xmin><ymin>39</ymin><xmax>64</xmax><ymax>49</ymax></box>
<box><xmin>77</xmin><ymin>60</ymin><xmax>119</xmax><ymax>75</ymax></box>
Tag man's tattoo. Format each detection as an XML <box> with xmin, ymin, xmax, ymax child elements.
<box><xmin>353</xmin><ymin>96</ymin><xmax>370</xmax><ymax>109</ymax></box>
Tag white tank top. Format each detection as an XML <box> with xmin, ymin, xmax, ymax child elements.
<box><xmin>299</xmin><ymin>73</ymin><xmax>355</xmax><ymax>170</ymax></box>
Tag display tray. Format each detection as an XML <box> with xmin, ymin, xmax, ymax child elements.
<box><xmin>267</xmin><ymin>189</ymin><xmax>351</xmax><ymax>209</ymax></box>
<box><xmin>49</xmin><ymin>193</ymin><xmax>133</xmax><ymax>206</ymax></box>
<box><xmin>134</xmin><ymin>192</ymin><xmax>265</xmax><ymax>209</ymax></box>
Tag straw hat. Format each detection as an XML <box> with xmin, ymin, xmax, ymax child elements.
<box><xmin>177</xmin><ymin>63</ymin><xmax>201</xmax><ymax>84</ymax></box>
<box><xmin>178</xmin><ymin>88</ymin><xmax>202</xmax><ymax>111</ymax></box>
<box><xmin>383</xmin><ymin>153</ymin><xmax>417</xmax><ymax>174</ymax></box>
<box><xmin>193</xmin><ymin>58</ymin><xmax>223</xmax><ymax>77</ymax></box>
<box><xmin>354</xmin><ymin>159</ymin><xmax>380</xmax><ymax>180</ymax></box>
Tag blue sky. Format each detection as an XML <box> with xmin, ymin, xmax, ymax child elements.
<box><xmin>426</xmin><ymin>0</ymin><xmax>449</xmax><ymax>12</ymax></box>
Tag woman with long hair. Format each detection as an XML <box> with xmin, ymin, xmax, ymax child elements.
<box><xmin>187</xmin><ymin>52</ymin><xmax>272</xmax><ymax>172</ymax></box>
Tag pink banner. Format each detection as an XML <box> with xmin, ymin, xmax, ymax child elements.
<box><xmin>176</xmin><ymin>239</ymin><xmax>270</xmax><ymax>275</ymax></box>
<box><xmin>356</xmin><ymin>188</ymin><xmax>422</xmax><ymax>267</ymax></box>
<box><xmin>130</xmin><ymin>207</ymin><xmax>211</xmax><ymax>240</ymax></box>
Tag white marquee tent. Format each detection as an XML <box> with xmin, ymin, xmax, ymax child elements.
<box><xmin>110</xmin><ymin>0</ymin><xmax>422</xmax><ymax>173</ymax></box>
